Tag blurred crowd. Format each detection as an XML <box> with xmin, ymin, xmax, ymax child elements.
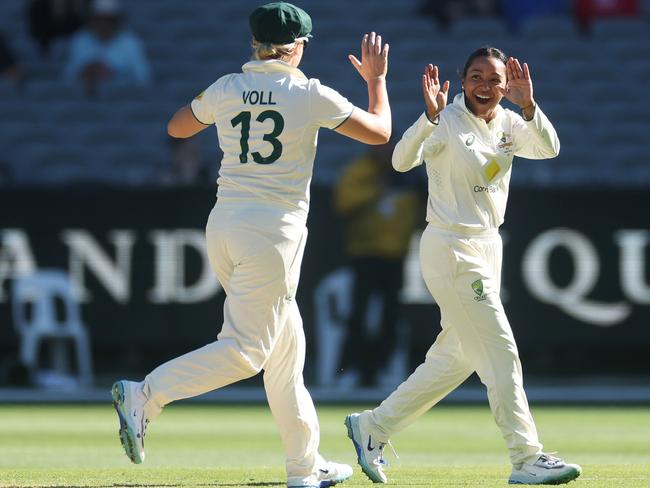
<box><xmin>1</xmin><ymin>0</ymin><xmax>211</xmax><ymax>186</ymax></box>
<box><xmin>2</xmin><ymin>0</ymin><xmax>642</xmax><ymax>88</ymax></box>
<box><xmin>417</xmin><ymin>0</ymin><xmax>641</xmax><ymax>31</ymax></box>
<box><xmin>0</xmin><ymin>0</ymin><xmax>648</xmax><ymax>190</ymax></box>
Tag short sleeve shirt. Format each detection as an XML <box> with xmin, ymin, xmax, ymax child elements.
<box><xmin>191</xmin><ymin>60</ymin><xmax>354</xmax><ymax>218</ymax></box>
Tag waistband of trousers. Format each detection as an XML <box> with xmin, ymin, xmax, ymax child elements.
<box><xmin>426</xmin><ymin>223</ymin><xmax>500</xmax><ymax>239</ymax></box>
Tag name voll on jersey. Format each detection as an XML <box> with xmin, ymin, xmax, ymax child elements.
<box><xmin>242</xmin><ymin>90</ymin><xmax>276</xmax><ymax>105</ymax></box>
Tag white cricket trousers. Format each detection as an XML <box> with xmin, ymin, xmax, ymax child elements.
<box><xmin>368</xmin><ymin>224</ymin><xmax>543</xmax><ymax>465</ymax></box>
<box><xmin>142</xmin><ymin>204</ymin><xmax>323</xmax><ymax>480</ymax></box>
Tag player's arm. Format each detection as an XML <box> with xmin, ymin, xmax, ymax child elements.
<box><xmin>501</xmin><ymin>58</ymin><xmax>559</xmax><ymax>159</ymax></box>
<box><xmin>393</xmin><ymin>64</ymin><xmax>449</xmax><ymax>172</ymax></box>
<box><xmin>167</xmin><ymin>105</ymin><xmax>210</xmax><ymax>139</ymax></box>
<box><xmin>335</xmin><ymin>32</ymin><xmax>391</xmax><ymax>145</ymax></box>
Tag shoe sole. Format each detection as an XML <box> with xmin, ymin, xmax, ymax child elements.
<box><xmin>318</xmin><ymin>476</ymin><xmax>349</xmax><ymax>487</ymax></box>
<box><xmin>508</xmin><ymin>466</ymin><xmax>582</xmax><ymax>485</ymax></box>
<box><xmin>318</xmin><ymin>468</ymin><xmax>353</xmax><ymax>487</ymax></box>
<box><xmin>344</xmin><ymin>415</ymin><xmax>386</xmax><ymax>484</ymax></box>
<box><xmin>111</xmin><ymin>381</ymin><xmax>143</xmax><ymax>464</ymax></box>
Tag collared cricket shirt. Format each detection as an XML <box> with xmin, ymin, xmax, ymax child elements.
<box><xmin>393</xmin><ymin>93</ymin><xmax>560</xmax><ymax>233</ymax></box>
<box><xmin>191</xmin><ymin>60</ymin><xmax>354</xmax><ymax>223</ymax></box>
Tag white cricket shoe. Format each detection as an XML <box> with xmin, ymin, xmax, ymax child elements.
<box><xmin>287</xmin><ymin>461</ymin><xmax>353</xmax><ymax>488</ymax></box>
<box><xmin>287</xmin><ymin>476</ymin><xmax>319</xmax><ymax>488</ymax></box>
<box><xmin>317</xmin><ymin>461</ymin><xmax>354</xmax><ymax>487</ymax></box>
<box><xmin>509</xmin><ymin>453</ymin><xmax>582</xmax><ymax>485</ymax></box>
<box><xmin>111</xmin><ymin>380</ymin><xmax>149</xmax><ymax>464</ymax></box>
<box><xmin>345</xmin><ymin>412</ymin><xmax>389</xmax><ymax>483</ymax></box>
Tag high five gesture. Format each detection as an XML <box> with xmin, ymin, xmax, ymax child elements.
<box><xmin>348</xmin><ymin>32</ymin><xmax>389</xmax><ymax>82</ymax></box>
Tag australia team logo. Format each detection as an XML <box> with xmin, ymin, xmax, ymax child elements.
<box><xmin>497</xmin><ymin>131</ymin><xmax>513</xmax><ymax>154</ymax></box>
<box><xmin>472</xmin><ymin>279</ymin><xmax>487</xmax><ymax>302</ymax></box>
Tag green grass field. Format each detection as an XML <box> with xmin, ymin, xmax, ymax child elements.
<box><xmin>1</xmin><ymin>403</ymin><xmax>649</xmax><ymax>487</ymax></box>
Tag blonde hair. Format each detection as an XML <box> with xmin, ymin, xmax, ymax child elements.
<box><xmin>251</xmin><ymin>37</ymin><xmax>300</xmax><ymax>61</ymax></box>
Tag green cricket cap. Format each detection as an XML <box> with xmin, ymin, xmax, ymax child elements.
<box><xmin>249</xmin><ymin>2</ymin><xmax>312</xmax><ymax>44</ymax></box>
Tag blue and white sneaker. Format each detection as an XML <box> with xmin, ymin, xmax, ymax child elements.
<box><xmin>345</xmin><ymin>412</ymin><xmax>389</xmax><ymax>483</ymax></box>
<box><xmin>317</xmin><ymin>461</ymin><xmax>353</xmax><ymax>487</ymax></box>
<box><xmin>509</xmin><ymin>453</ymin><xmax>582</xmax><ymax>484</ymax></box>
<box><xmin>111</xmin><ymin>380</ymin><xmax>149</xmax><ymax>464</ymax></box>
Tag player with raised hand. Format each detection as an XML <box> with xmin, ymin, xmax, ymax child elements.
<box><xmin>110</xmin><ymin>3</ymin><xmax>390</xmax><ymax>488</ymax></box>
<box><xmin>422</xmin><ymin>63</ymin><xmax>449</xmax><ymax>121</ymax></box>
<box><xmin>345</xmin><ymin>47</ymin><xmax>582</xmax><ymax>485</ymax></box>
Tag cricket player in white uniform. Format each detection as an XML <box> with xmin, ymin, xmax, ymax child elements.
<box><xmin>345</xmin><ymin>48</ymin><xmax>582</xmax><ymax>485</ymax></box>
<box><xmin>110</xmin><ymin>3</ymin><xmax>392</xmax><ymax>488</ymax></box>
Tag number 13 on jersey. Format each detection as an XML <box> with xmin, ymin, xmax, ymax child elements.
<box><xmin>230</xmin><ymin>110</ymin><xmax>285</xmax><ymax>164</ymax></box>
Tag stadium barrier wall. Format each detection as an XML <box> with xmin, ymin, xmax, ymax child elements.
<box><xmin>0</xmin><ymin>187</ymin><xmax>648</xmax><ymax>389</ymax></box>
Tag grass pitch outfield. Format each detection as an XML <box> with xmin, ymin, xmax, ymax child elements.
<box><xmin>1</xmin><ymin>404</ymin><xmax>649</xmax><ymax>487</ymax></box>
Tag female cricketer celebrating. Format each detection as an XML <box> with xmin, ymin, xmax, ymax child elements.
<box><xmin>345</xmin><ymin>47</ymin><xmax>582</xmax><ymax>485</ymax></box>
<box><xmin>110</xmin><ymin>3</ymin><xmax>391</xmax><ymax>487</ymax></box>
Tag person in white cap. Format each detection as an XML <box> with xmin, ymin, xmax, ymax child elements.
<box><xmin>345</xmin><ymin>47</ymin><xmax>582</xmax><ymax>485</ymax></box>
<box><xmin>110</xmin><ymin>2</ymin><xmax>391</xmax><ymax>488</ymax></box>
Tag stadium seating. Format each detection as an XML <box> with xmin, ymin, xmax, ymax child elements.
<box><xmin>0</xmin><ymin>0</ymin><xmax>648</xmax><ymax>186</ymax></box>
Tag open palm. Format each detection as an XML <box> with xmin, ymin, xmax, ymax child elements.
<box><xmin>422</xmin><ymin>64</ymin><xmax>449</xmax><ymax>120</ymax></box>
<box><xmin>502</xmin><ymin>57</ymin><xmax>534</xmax><ymax>109</ymax></box>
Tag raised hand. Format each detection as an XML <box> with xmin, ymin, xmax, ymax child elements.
<box><xmin>502</xmin><ymin>57</ymin><xmax>534</xmax><ymax>110</ymax></box>
<box><xmin>348</xmin><ymin>32</ymin><xmax>389</xmax><ymax>82</ymax></box>
<box><xmin>422</xmin><ymin>64</ymin><xmax>449</xmax><ymax>120</ymax></box>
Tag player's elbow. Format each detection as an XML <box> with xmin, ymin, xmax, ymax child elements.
<box><xmin>392</xmin><ymin>160</ymin><xmax>412</xmax><ymax>173</ymax></box>
<box><xmin>167</xmin><ymin>120</ymin><xmax>189</xmax><ymax>139</ymax></box>
<box><xmin>367</xmin><ymin>127</ymin><xmax>391</xmax><ymax>145</ymax></box>
<box><xmin>369</xmin><ymin>134</ymin><xmax>391</xmax><ymax>145</ymax></box>
<box><xmin>167</xmin><ymin>122</ymin><xmax>177</xmax><ymax>138</ymax></box>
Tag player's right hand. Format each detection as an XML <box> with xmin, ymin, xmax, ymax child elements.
<box><xmin>348</xmin><ymin>32</ymin><xmax>389</xmax><ymax>82</ymax></box>
<box><xmin>423</xmin><ymin>64</ymin><xmax>449</xmax><ymax>120</ymax></box>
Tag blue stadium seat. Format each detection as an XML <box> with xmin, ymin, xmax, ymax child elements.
<box><xmin>591</xmin><ymin>18</ymin><xmax>649</xmax><ymax>40</ymax></box>
<box><xmin>449</xmin><ymin>17</ymin><xmax>512</xmax><ymax>43</ymax></box>
<box><xmin>520</xmin><ymin>16</ymin><xmax>579</xmax><ymax>40</ymax></box>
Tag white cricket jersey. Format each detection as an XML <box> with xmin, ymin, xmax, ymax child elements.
<box><xmin>392</xmin><ymin>93</ymin><xmax>559</xmax><ymax>233</ymax></box>
<box><xmin>191</xmin><ymin>60</ymin><xmax>354</xmax><ymax>223</ymax></box>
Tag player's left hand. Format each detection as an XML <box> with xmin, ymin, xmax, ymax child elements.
<box><xmin>348</xmin><ymin>32</ymin><xmax>389</xmax><ymax>82</ymax></box>
<box><xmin>500</xmin><ymin>57</ymin><xmax>534</xmax><ymax>110</ymax></box>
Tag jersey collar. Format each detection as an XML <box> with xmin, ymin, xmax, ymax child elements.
<box><xmin>242</xmin><ymin>60</ymin><xmax>308</xmax><ymax>79</ymax></box>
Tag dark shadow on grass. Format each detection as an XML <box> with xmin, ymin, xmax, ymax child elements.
<box><xmin>7</xmin><ymin>482</ymin><xmax>284</xmax><ymax>488</ymax></box>
<box><xmin>10</xmin><ymin>482</ymin><xmax>285</xmax><ymax>488</ymax></box>
<box><xmin>215</xmin><ymin>483</ymin><xmax>284</xmax><ymax>487</ymax></box>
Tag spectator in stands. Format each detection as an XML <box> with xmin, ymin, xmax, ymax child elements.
<box><xmin>417</xmin><ymin>0</ymin><xmax>501</xmax><ymax>29</ymax></box>
<box><xmin>574</xmin><ymin>0</ymin><xmax>640</xmax><ymax>32</ymax></box>
<box><xmin>159</xmin><ymin>137</ymin><xmax>211</xmax><ymax>187</ymax></box>
<box><xmin>0</xmin><ymin>33</ymin><xmax>23</xmax><ymax>87</ymax></box>
<box><xmin>334</xmin><ymin>141</ymin><xmax>421</xmax><ymax>387</ymax></box>
<box><xmin>27</xmin><ymin>0</ymin><xmax>89</xmax><ymax>56</ymax></box>
<box><xmin>62</xmin><ymin>0</ymin><xmax>150</xmax><ymax>96</ymax></box>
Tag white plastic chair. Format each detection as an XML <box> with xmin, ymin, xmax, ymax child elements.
<box><xmin>11</xmin><ymin>269</ymin><xmax>93</xmax><ymax>387</ymax></box>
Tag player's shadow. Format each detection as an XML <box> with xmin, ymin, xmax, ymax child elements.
<box><xmin>217</xmin><ymin>484</ymin><xmax>284</xmax><ymax>487</ymax></box>
<box><xmin>115</xmin><ymin>482</ymin><xmax>284</xmax><ymax>487</ymax></box>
